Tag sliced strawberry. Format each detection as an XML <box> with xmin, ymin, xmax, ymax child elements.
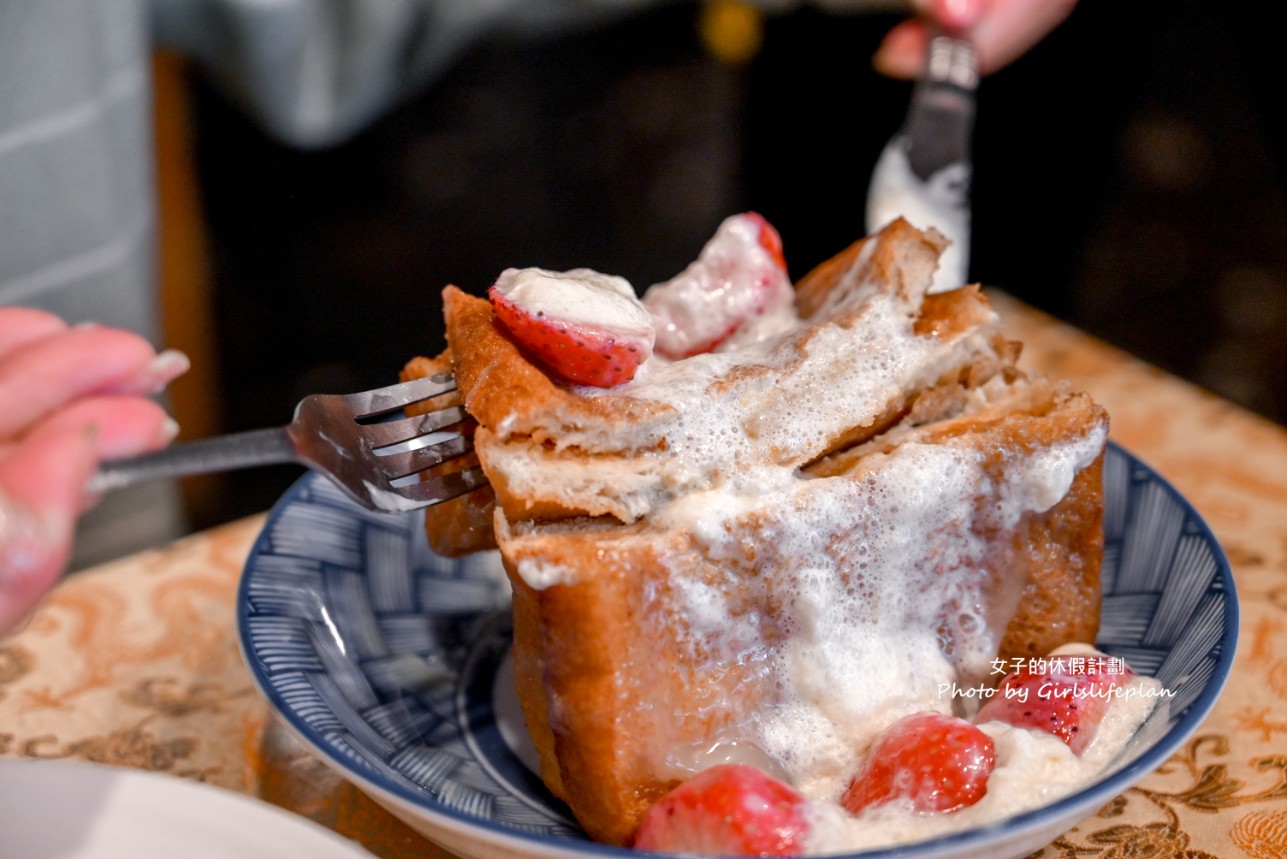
<box><xmin>753</xmin><ymin>211</ymin><xmax>788</xmax><ymax>270</ymax></box>
<box><xmin>841</xmin><ymin>712</ymin><xmax>995</xmax><ymax>816</ymax></box>
<box><xmin>643</xmin><ymin>212</ymin><xmax>794</xmax><ymax>359</ymax></box>
<box><xmin>975</xmin><ymin>651</ymin><xmax>1133</xmax><ymax>755</ymax></box>
<box><xmin>487</xmin><ymin>267</ymin><xmax>655</xmax><ymax>387</ymax></box>
<box><xmin>632</xmin><ymin>764</ymin><xmax>809</xmax><ymax>857</ymax></box>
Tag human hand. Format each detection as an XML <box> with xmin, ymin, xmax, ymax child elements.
<box><xmin>0</xmin><ymin>308</ymin><xmax>188</xmax><ymax>634</ymax></box>
<box><xmin>873</xmin><ymin>0</ymin><xmax>1077</xmax><ymax>78</ymax></box>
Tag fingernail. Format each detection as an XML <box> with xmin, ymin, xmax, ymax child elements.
<box><xmin>158</xmin><ymin>417</ymin><xmax>181</xmax><ymax>444</ymax></box>
<box><xmin>935</xmin><ymin>0</ymin><xmax>982</xmax><ymax>29</ymax></box>
<box><xmin>147</xmin><ymin>349</ymin><xmax>191</xmax><ymax>384</ymax></box>
<box><xmin>873</xmin><ymin>26</ymin><xmax>922</xmax><ymax>79</ymax></box>
<box><xmin>135</xmin><ymin>349</ymin><xmax>191</xmax><ymax>394</ymax></box>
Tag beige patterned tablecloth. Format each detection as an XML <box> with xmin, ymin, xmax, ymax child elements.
<box><xmin>2</xmin><ymin>294</ymin><xmax>1286</xmax><ymax>858</ymax></box>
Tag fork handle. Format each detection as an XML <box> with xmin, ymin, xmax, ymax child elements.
<box><xmin>88</xmin><ymin>427</ymin><xmax>299</xmax><ymax>495</ymax></box>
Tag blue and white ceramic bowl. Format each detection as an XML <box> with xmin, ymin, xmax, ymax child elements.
<box><xmin>237</xmin><ymin>442</ymin><xmax>1237</xmax><ymax>859</ymax></box>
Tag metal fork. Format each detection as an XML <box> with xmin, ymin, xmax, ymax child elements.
<box><xmin>866</xmin><ymin>26</ymin><xmax>979</xmax><ymax>294</ymax></box>
<box><xmin>89</xmin><ymin>374</ymin><xmax>486</xmax><ymax>513</ymax></box>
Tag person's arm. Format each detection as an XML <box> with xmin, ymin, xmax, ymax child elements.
<box><xmin>149</xmin><ymin>0</ymin><xmax>673</xmax><ymax>148</ymax></box>
<box><xmin>0</xmin><ymin>308</ymin><xmax>186</xmax><ymax>634</ymax></box>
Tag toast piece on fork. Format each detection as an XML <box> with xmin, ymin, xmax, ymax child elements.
<box><xmin>412</xmin><ymin>218</ymin><xmax>1108</xmax><ymax>845</ymax></box>
<box><xmin>401</xmin><ymin>353</ymin><xmax>497</xmax><ymax>556</ymax></box>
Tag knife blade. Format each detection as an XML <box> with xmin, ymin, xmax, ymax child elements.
<box><xmin>865</xmin><ymin>30</ymin><xmax>978</xmax><ymax>293</ymax></box>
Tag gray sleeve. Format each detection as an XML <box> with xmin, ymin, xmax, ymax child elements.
<box><xmin>148</xmin><ymin>0</ymin><xmax>680</xmax><ymax>148</ymax></box>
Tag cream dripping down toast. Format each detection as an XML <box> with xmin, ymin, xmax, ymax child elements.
<box><xmin>402</xmin><ymin>216</ymin><xmax>1108</xmax><ymax>847</ymax></box>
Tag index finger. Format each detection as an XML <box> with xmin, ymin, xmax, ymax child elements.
<box><xmin>0</xmin><ymin>325</ymin><xmax>157</xmax><ymax>438</ymax></box>
<box><xmin>0</xmin><ymin>307</ymin><xmax>68</xmax><ymax>359</ymax></box>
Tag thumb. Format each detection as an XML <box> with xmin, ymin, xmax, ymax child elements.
<box><xmin>932</xmin><ymin>0</ymin><xmax>985</xmax><ymax>31</ymax></box>
<box><xmin>0</xmin><ymin>424</ymin><xmax>97</xmax><ymax>635</ymax></box>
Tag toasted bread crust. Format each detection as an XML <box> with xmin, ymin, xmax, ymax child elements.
<box><xmin>794</xmin><ymin>218</ymin><xmax>947</xmax><ymax>318</ymax></box>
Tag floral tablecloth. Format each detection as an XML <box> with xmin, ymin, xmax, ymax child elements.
<box><xmin>3</xmin><ymin>294</ymin><xmax>1286</xmax><ymax>858</ymax></box>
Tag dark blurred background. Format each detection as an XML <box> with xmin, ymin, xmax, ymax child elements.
<box><xmin>178</xmin><ymin>0</ymin><xmax>1286</xmax><ymax>529</ymax></box>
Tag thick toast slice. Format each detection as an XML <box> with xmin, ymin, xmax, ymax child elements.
<box><xmin>408</xmin><ymin>218</ymin><xmax>1108</xmax><ymax>845</ymax></box>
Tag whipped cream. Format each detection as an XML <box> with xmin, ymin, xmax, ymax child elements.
<box><xmin>492</xmin><ymin>267</ymin><xmax>654</xmax><ymax>339</ymax></box>
<box><xmin>804</xmin><ymin>669</ymin><xmax>1164</xmax><ymax>853</ymax></box>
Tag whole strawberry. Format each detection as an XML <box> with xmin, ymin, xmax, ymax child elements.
<box><xmin>633</xmin><ymin>763</ymin><xmax>810</xmax><ymax>857</ymax></box>
<box><xmin>975</xmin><ymin>652</ymin><xmax>1133</xmax><ymax>755</ymax></box>
<box><xmin>488</xmin><ymin>267</ymin><xmax>655</xmax><ymax>387</ymax></box>
<box><xmin>841</xmin><ymin>712</ymin><xmax>996</xmax><ymax>816</ymax></box>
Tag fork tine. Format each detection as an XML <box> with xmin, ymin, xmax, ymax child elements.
<box><xmin>392</xmin><ymin>465</ymin><xmax>489</xmax><ymax>508</ymax></box>
<box><xmin>342</xmin><ymin>373</ymin><xmax>458</xmax><ymax>418</ymax></box>
<box><xmin>359</xmin><ymin>406</ymin><xmax>471</xmax><ymax>448</ymax></box>
<box><xmin>376</xmin><ymin>434</ymin><xmax>474</xmax><ymax>479</ymax></box>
